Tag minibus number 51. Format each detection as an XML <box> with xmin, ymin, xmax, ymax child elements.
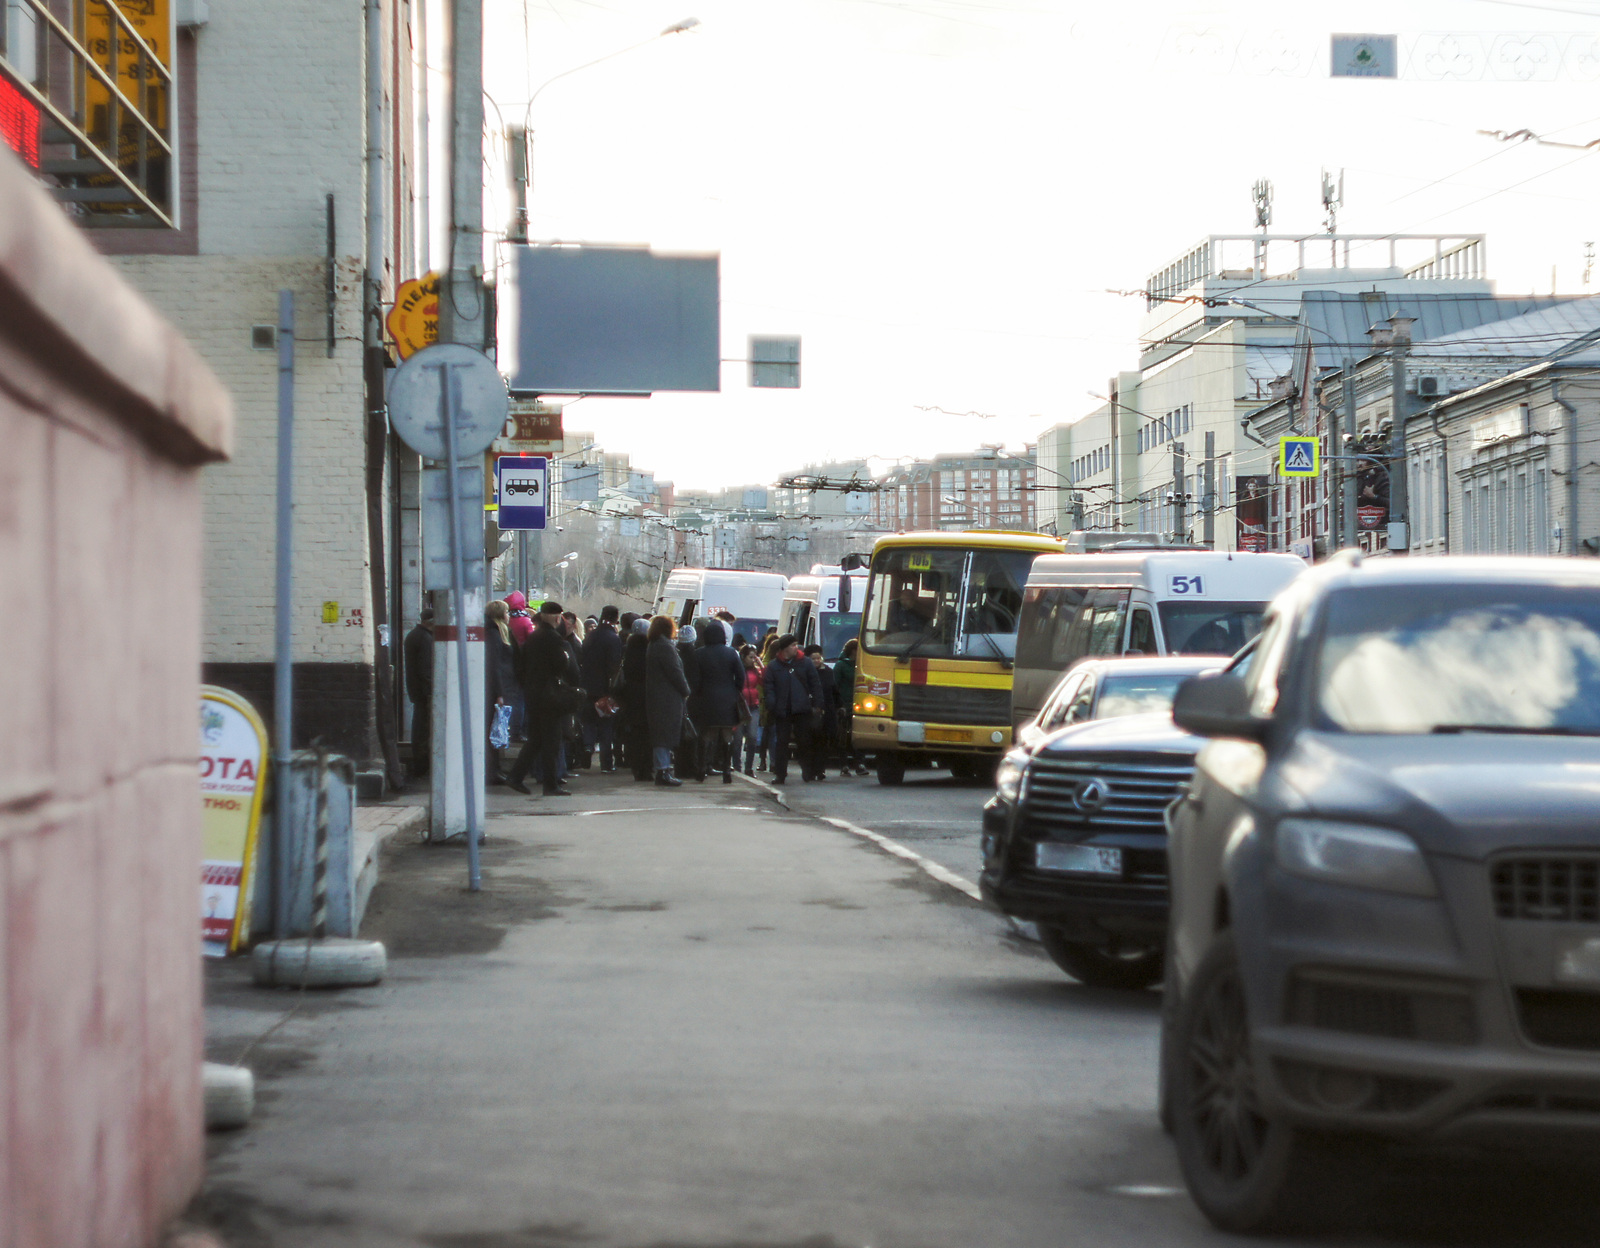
<box><xmin>1170</xmin><ymin>575</ymin><xmax>1205</xmax><ymax>596</ymax></box>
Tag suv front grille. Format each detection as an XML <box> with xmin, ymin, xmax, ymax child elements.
<box><xmin>894</xmin><ymin>684</ymin><xmax>1010</xmax><ymax>726</ymax></box>
<box><xmin>1493</xmin><ymin>857</ymin><xmax>1600</xmax><ymax>923</ymax></box>
<box><xmin>1285</xmin><ymin>974</ymin><xmax>1476</xmax><ymax>1045</ymax></box>
<box><xmin>1021</xmin><ymin>752</ymin><xmax>1194</xmax><ymax>832</ymax></box>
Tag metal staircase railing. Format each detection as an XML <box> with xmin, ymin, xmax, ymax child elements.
<box><xmin>1</xmin><ymin>0</ymin><xmax>174</xmax><ymax>227</ymax></box>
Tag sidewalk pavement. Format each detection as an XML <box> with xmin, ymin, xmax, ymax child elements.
<box><xmin>192</xmin><ymin>771</ymin><xmax>1176</xmax><ymax>1248</ymax></box>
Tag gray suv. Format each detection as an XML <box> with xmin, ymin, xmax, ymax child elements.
<box><xmin>1163</xmin><ymin>555</ymin><xmax>1600</xmax><ymax>1232</ymax></box>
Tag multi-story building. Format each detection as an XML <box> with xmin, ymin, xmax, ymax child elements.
<box><xmin>5</xmin><ymin>0</ymin><xmax>424</xmax><ymax>772</ymax></box>
<box><xmin>1036</xmin><ymin>232</ymin><xmax>1540</xmax><ymax>550</ymax></box>
<box><xmin>1248</xmin><ymin>296</ymin><xmax>1600</xmax><ymax>558</ymax></box>
<box><xmin>928</xmin><ymin>447</ymin><xmax>1037</xmax><ymax>531</ymax></box>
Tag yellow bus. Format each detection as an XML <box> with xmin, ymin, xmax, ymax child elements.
<box><xmin>850</xmin><ymin>530</ymin><xmax>1064</xmax><ymax>785</ymax></box>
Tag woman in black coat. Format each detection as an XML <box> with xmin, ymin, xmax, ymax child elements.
<box><xmin>689</xmin><ymin>620</ymin><xmax>748</xmax><ymax>783</ymax></box>
<box><xmin>483</xmin><ymin>600</ymin><xmax>519</xmax><ymax>783</ymax></box>
<box><xmin>620</xmin><ymin>625</ymin><xmax>651</xmax><ymax>780</ymax></box>
<box><xmin>645</xmin><ymin>615</ymin><xmax>691</xmax><ymax>786</ymax></box>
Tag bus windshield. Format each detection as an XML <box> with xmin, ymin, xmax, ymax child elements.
<box><xmin>861</xmin><ymin>546</ymin><xmax>1034</xmax><ymax>660</ymax></box>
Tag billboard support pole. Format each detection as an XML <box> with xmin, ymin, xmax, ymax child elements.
<box><xmin>438</xmin><ymin>365</ymin><xmax>482</xmax><ymax>890</ymax></box>
<box><xmin>272</xmin><ymin>290</ymin><xmax>295</xmax><ymax>938</ymax></box>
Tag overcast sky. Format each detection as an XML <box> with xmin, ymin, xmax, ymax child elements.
<box><xmin>458</xmin><ymin>0</ymin><xmax>1600</xmax><ymax>492</ymax></box>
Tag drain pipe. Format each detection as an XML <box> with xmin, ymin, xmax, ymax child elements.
<box><xmin>1428</xmin><ymin>407</ymin><xmax>1450</xmax><ymax>554</ymax></box>
<box><xmin>1555</xmin><ymin>382</ymin><xmax>1580</xmax><ymax>555</ymax></box>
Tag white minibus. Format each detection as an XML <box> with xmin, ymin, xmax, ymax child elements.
<box><xmin>655</xmin><ymin>569</ymin><xmax>789</xmax><ymax>648</ymax></box>
<box><xmin>1010</xmin><ymin>550</ymin><xmax>1306</xmax><ymax>729</ymax></box>
<box><xmin>777</xmin><ymin>565</ymin><xmax>869</xmax><ymax>659</ymax></box>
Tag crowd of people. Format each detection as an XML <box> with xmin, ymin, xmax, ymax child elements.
<box><xmin>403</xmin><ymin>598</ymin><xmax>868</xmax><ymax>797</ymax></box>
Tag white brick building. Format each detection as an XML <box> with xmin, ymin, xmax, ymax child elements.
<box><xmin>77</xmin><ymin>0</ymin><xmax>424</xmax><ymax>768</ymax></box>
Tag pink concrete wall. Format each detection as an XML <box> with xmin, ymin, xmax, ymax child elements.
<box><xmin>0</xmin><ymin>149</ymin><xmax>231</xmax><ymax>1247</ymax></box>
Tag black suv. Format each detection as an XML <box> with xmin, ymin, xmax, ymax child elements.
<box><xmin>1164</xmin><ymin>555</ymin><xmax>1600</xmax><ymax>1232</ymax></box>
<box><xmin>981</xmin><ymin>711</ymin><xmax>1204</xmax><ymax>988</ymax></box>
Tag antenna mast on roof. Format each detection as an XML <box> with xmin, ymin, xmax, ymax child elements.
<box><xmin>1252</xmin><ymin>179</ymin><xmax>1273</xmax><ymax>234</ymax></box>
<box><xmin>1321</xmin><ymin>168</ymin><xmax>1344</xmax><ymax>233</ymax></box>
<box><xmin>1584</xmin><ymin>241</ymin><xmax>1595</xmax><ymax>288</ymax></box>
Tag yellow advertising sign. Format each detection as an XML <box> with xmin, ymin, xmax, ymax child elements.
<box><xmin>387</xmin><ymin>271</ymin><xmax>441</xmax><ymax>360</ymax></box>
<box><xmin>199</xmin><ymin>686</ymin><xmax>268</xmax><ymax>956</ymax></box>
<box><xmin>85</xmin><ymin>0</ymin><xmax>172</xmax><ymax>132</ymax></box>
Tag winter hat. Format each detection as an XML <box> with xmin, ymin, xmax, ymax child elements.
<box><xmin>678</xmin><ymin>625</ymin><xmax>697</xmax><ymax>646</ymax></box>
<box><xmin>632</xmin><ymin>618</ymin><xmax>650</xmax><ymax>635</ymax></box>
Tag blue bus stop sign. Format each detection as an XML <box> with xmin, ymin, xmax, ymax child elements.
<box><xmin>497</xmin><ymin>455</ymin><xmax>547</xmax><ymax>530</ymax></box>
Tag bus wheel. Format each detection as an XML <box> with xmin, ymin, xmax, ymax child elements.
<box><xmin>876</xmin><ymin>755</ymin><xmax>906</xmax><ymax>786</ymax></box>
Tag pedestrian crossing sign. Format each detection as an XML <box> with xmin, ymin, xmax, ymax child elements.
<box><xmin>1279</xmin><ymin>437</ymin><xmax>1319</xmax><ymax>477</ymax></box>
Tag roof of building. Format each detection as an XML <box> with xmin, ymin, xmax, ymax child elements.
<box><xmin>1408</xmin><ymin>294</ymin><xmax>1600</xmax><ymax>363</ymax></box>
<box><xmin>1298</xmin><ymin>290</ymin><xmax>1573</xmax><ymax>365</ymax></box>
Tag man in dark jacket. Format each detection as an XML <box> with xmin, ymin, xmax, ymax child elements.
<box><xmin>762</xmin><ymin>633</ymin><xmax>825</xmax><ymax>784</ymax></box>
<box><xmin>403</xmin><ymin>607</ymin><xmax>435</xmax><ymax>779</ymax></box>
<box><xmin>580</xmin><ymin>605</ymin><xmax>625</xmax><ymax>771</ymax></box>
<box><xmin>689</xmin><ymin>620</ymin><xmax>746</xmax><ymax>784</ymax></box>
<box><xmin>508</xmin><ymin>600</ymin><xmax>578</xmax><ymax>797</ymax></box>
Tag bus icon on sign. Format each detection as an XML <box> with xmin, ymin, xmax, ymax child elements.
<box><xmin>503</xmin><ymin>477</ymin><xmax>542</xmax><ymax>497</ymax></box>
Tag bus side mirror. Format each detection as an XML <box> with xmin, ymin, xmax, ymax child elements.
<box><xmin>840</xmin><ymin>553</ymin><xmax>867</xmax><ymax>571</ymax></box>
<box><xmin>838</xmin><ymin>574</ymin><xmax>852</xmax><ymax>613</ymax></box>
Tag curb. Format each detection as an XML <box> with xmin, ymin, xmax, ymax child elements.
<box><xmin>815</xmin><ymin>816</ymin><xmax>983</xmax><ymax>902</ymax></box>
<box><xmin>732</xmin><ymin>770</ymin><xmax>789</xmax><ymax>809</ymax></box>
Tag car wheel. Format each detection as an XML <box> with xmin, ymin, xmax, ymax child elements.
<box><xmin>876</xmin><ymin>755</ymin><xmax>906</xmax><ymax>786</ymax></box>
<box><xmin>1037</xmin><ymin>926</ymin><xmax>1163</xmax><ymax>990</ymax></box>
<box><xmin>1171</xmin><ymin>934</ymin><xmax>1318</xmax><ymax>1234</ymax></box>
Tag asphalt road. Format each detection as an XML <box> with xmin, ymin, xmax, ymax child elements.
<box><xmin>767</xmin><ymin>760</ymin><xmax>995</xmax><ymax>889</ymax></box>
<box><xmin>195</xmin><ymin>775</ymin><xmax>1600</xmax><ymax>1248</ymax></box>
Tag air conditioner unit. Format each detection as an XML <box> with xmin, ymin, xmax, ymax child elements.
<box><xmin>1415</xmin><ymin>374</ymin><xmax>1442</xmax><ymax>398</ymax></box>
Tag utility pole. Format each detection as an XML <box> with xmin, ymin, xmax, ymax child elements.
<box><xmin>1172</xmin><ymin>442</ymin><xmax>1186</xmax><ymax>541</ymax></box>
<box><xmin>427</xmin><ymin>0</ymin><xmax>488</xmax><ymax>845</ymax></box>
<box><xmin>1341</xmin><ymin>361</ymin><xmax>1358</xmax><ymax>547</ymax></box>
<box><xmin>1202</xmin><ymin>431</ymin><xmax>1216</xmax><ymax>548</ymax></box>
<box><xmin>1386</xmin><ymin>315</ymin><xmax>1415</xmax><ymax>554</ymax></box>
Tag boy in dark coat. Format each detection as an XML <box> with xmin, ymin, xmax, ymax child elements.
<box><xmin>580</xmin><ymin>605</ymin><xmax>625</xmax><ymax>771</ymax></box>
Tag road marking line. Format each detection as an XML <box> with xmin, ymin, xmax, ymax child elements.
<box><xmin>816</xmin><ymin>816</ymin><xmax>982</xmax><ymax>902</ymax></box>
<box><xmin>572</xmin><ymin>805</ymin><xmax>759</xmax><ymax>817</ymax></box>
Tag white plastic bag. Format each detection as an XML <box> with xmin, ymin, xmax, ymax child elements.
<box><xmin>489</xmin><ymin>703</ymin><xmax>513</xmax><ymax>749</ymax></box>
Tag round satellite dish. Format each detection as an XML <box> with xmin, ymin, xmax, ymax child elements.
<box><xmin>387</xmin><ymin>344</ymin><xmax>510</xmax><ymax>461</ymax></box>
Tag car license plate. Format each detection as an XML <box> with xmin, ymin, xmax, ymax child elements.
<box><xmin>1035</xmin><ymin>843</ymin><xmax>1122</xmax><ymax>876</ymax></box>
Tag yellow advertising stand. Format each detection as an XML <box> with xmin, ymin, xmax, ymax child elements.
<box><xmin>200</xmin><ymin>686</ymin><xmax>268</xmax><ymax>957</ymax></box>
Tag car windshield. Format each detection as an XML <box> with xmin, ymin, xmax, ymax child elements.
<box><xmin>860</xmin><ymin>546</ymin><xmax>1034</xmax><ymax>659</ymax></box>
<box><xmin>1316</xmin><ymin>584</ymin><xmax>1600</xmax><ymax>734</ymax></box>
<box><xmin>817</xmin><ymin>611</ymin><xmax>861</xmax><ymax>660</ymax></box>
<box><xmin>1095</xmin><ymin>672</ymin><xmax>1192</xmax><ymax>719</ymax></box>
<box><xmin>1157</xmin><ymin>600</ymin><xmax>1268</xmax><ymax>655</ymax></box>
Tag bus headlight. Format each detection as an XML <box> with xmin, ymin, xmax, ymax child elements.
<box><xmin>994</xmin><ymin>748</ymin><xmax>1030</xmax><ymax>805</ymax></box>
<box><xmin>855</xmin><ymin>678</ymin><xmax>893</xmax><ymax>717</ymax></box>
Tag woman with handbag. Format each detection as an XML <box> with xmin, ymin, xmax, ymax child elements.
<box><xmin>507</xmin><ymin>600</ymin><xmax>581</xmax><ymax>797</ymax></box>
<box><xmin>645</xmin><ymin>615</ymin><xmax>691</xmax><ymax>787</ymax></box>
<box><xmin>484</xmin><ymin>600</ymin><xmax>519</xmax><ymax>784</ymax></box>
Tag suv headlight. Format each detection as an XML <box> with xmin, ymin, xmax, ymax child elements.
<box><xmin>1275</xmin><ymin>819</ymin><xmax>1436</xmax><ymax>897</ymax></box>
<box><xmin>994</xmin><ymin>748</ymin><xmax>1030</xmax><ymax>805</ymax></box>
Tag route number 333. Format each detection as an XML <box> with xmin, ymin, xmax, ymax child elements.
<box><xmin>1169</xmin><ymin>574</ymin><xmax>1206</xmax><ymax>596</ymax></box>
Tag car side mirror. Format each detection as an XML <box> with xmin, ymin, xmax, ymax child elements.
<box><xmin>1172</xmin><ymin>672</ymin><xmax>1268</xmax><ymax>740</ymax></box>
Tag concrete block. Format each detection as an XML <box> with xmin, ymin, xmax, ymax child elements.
<box><xmin>251</xmin><ymin>938</ymin><xmax>386</xmax><ymax>988</ymax></box>
<box><xmin>202</xmin><ymin>1063</ymin><xmax>254</xmax><ymax>1130</ymax></box>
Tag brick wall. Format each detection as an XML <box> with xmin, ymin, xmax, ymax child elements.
<box><xmin>0</xmin><ymin>148</ymin><xmax>231</xmax><ymax>1246</ymax></box>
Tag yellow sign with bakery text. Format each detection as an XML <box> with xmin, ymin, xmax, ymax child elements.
<box><xmin>387</xmin><ymin>272</ymin><xmax>441</xmax><ymax>360</ymax></box>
